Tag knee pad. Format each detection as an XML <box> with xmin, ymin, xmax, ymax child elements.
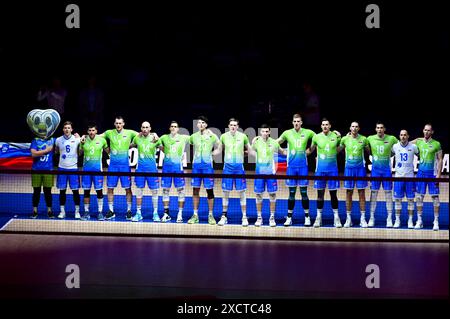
<box><xmin>151</xmin><ymin>189</ymin><xmax>158</xmax><ymax>197</ymax></box>
<box><xmin>84</xmin><ymin>190</ymin><xmax>91</xmax><ymax>198</ymax></box>
<box><xmin>96</xmin><ymin>189</ymin><xmax>103</xmax><ymax>199</ymax></box>
<box><xmin>330</xmin><ymin>190</ymin><xmax>338</xmax><ymax>209</ymax></box>
<box><xmin>395</xmin><ymin>199</ymin><xmax>402</xmax><ymax>211</ymax></box>
<box><xmin>177</xmin><ymin>187</ymin><xmax>185</xmax><ymax>202</ymax></box>
<box><xmin>415</xmin><ymin>194</ymin><xmax>424</xmax><ymax>207</ymax></box>
<box><xmin>370</xmin><ymin>190</ymin><xmax>379</xmax><ymax>199</ymax></box>
<box><xmin>223</xmin><ymin>191</ymin><xmax>229</xmax><ymax>207</ymax></box>
<box><xmin>288</xmin><ymin>187</ymin><xmax>296</xmax><ymax>201</ymax></box>
<box><xmin>317</xmin><ymin>189</ymin><xmax>325</xmax><ymax>200</ymax></box>
<box><xmin>163</xmin><ymin>188</ymin><xmax>170</xmax><ymax>202</ymax></box>
<box><xmin>206</xmin><ymin>189</ymin><xmax>214</xmax><ymax>199</ymax></box>
<box><xmin>384</xmin><ymin>190</ymin><xmax>393</xmax><ymax>199</ymax></box>
<box><xmin>269</xmin><ymin>193</ymin><xmax>276</xmax><ymax>203</ymax></box>
<box><xmin>135</xmin><ymin>187</ymin><xmax>143</xmax><ymax>199</ymax></box>
<box><xmin>239</xmin><ymin>191</ymin><xmax>247</xmax><ymax>206</ymax></box>
<box><xmin>432</xmin><ymin>196</ymin><xmax>440</xmax><ymax>207</ymax></box>
<box><xmin>407</xmin><ymin>198</ymin><xmax>414</xmax><ymax>211</ymax></box>
<box><xmin>300</xmin><ymin>187</ymin><xmax>308</xmax><ymax>199</ymax></box>
<box><xmin>255</xmin><ymin>193</ymin><xmax>263</xmax><ymax>204</ymax></box>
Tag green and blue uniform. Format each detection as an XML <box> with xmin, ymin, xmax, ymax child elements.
<box><xmin>312</xmin><ymin>132</ymin><xmax>341</xmax><ymax>190</ymax></box>
<box><xmin>133</xmin><ymin>134</ymin><xmax>161</xmax><ymax>190</ymax></box>
<box><xmin>160</xmin><ymin>134</ymin><xmax>190</xmax><ymax>188</ymax></box>
<box><xmin>367</xmin><ymin>134</ymin><xmax>398</xmax><ymax>190</ymax></box>
<box><xmin>253</xmin><ymin>137</ymin><xmax>279</xmax><ymax>193</ymax></box>
<box><xmin>81</xmin><ymin>135</ymin><xmax>108</xmax><ymax>190</ymax></box>
<box><xmin>416</xmin><ymin>138</ymin><xmax>441</xmax><ymax>195</ymax></box>
<box><xmin>220</xmin><ymin>131</ymin><xmax>249</xmax><ymax>191</ymax></box>
<box><xmin>190</xmin><ymin>131</ymin><xmax>218</xmax><ymax>189</ymax></box>
<box><xmin>340</xmin><ymin>134</ymin><xmax>368</xmax><ymax>189</ymax></box>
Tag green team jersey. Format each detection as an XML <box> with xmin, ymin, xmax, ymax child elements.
<box><xmin>159</xmin><ymin>134</ymin><xmax>190</xmax><ymax>166</ymax></box>
<box><xmin>416</xmin><ymin>138</ymin><xmax>442</xmax><ymax>173</ymax></box>
<box><xmin>312</xmin><ymin>131</ymin><xmax>341</xmax><ymax>172</ymax></box>
<box><xmin>252</xmin><ymin>137</ymin><xmax>280</xmax><ymax>174</ymax></box>
<box><xmin>189</xmin><ymin>131</ymin><xmax>219</xmax><ymax>168</ymax></box>
<box><xmin>132</xmin><ymin>134</ymin><xmax>161</xmax><ymax>168</ymax></box>
<box><xmin>104</xmin><ymin>129</ymin><xmax>138</xmax><ymax>165</ymax></box>
<box><xmin>367</xmin><ymin>134</ymin><xmax>398</xmax><ymax>171</ymax></box>
<box><xmin>220</xmin><ymin>131</ymin><xmax>249</xmax><ymax>168</ymax></box>
<box><xmin>82</xmin><ymin>135</ymin><xmax>108</xmax><ymax>171</ymax></box>
<box><xmin>279</xmin><ymin>128</ymin><xmax>315</xmax><ymax>168</ymax></box>
<box><xmin>340</xmin><ymin>134</ymin><xmax>368</xmax><ymax>168</ymax></box>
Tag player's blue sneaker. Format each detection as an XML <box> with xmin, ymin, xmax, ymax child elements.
<box><xmin>132</xmin><ymin>213</ymin><xmax>143</xmax><ymax>222</ymax></box>
<box><xmin>153</xmin><ymin>213</ymin><xmax>161</xmax><ymax>222</ymax></box>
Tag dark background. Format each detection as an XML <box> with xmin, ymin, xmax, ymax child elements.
<box><xmin>0</xmin><ymin>1</ymin><xmax>448</xmax><ymax>150</ymax></box>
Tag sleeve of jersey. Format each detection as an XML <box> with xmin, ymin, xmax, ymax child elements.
<box><xmin>104</xmin><ymin>130</ymin><xmax>111</xmax><ymax>140</ymax></box>
<box><xmin>244</xmin><ymin>134</ymin><xmax>249</xmax><ymax>145</ymax></box>
<box><xmin>339</xmin><ymin>136</ymin><xmax>346</xmax><ymax>147</ymax></box>
<box><xmin>102</xmin><ymin>138</ymin><xmax>108</xmax><ymax>149</ymax></box>
<box><xmin>220</xmin><ymin>134</ymin><xmax>224</xmax><ymax>144</ymax></box>
<box><xmin>132</xmin><ymin>136</ymin><xmax>137</xmax><ymax>145</ymax></box>
<box><xmin>30</xmin><ymin>139</ymin><xmax>37</xmax><ymax>150</ymax></box>
<box><xmin>189</xmin><ymin>135</ymin><xmax>194</xmax><ymax>144</ymax></box>
<box><xmin>311</xmin><ymin>135</ymin><xmax>317</xmax><ymax>146</ymax></box>
<box><xmin>130</xmin><ymin>130</ymin><xmax>138</xmax><ymax>140</ymax></box>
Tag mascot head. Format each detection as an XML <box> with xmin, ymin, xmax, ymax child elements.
<box><xmin>27</xmin><ymin>109</ymin><xmax>61</xmax><ymax>139</ymax></box>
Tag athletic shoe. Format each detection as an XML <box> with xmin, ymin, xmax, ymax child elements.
<box><xmin>313</xmin><ymin>216</ymin><xmax>322</xmax><ymax>228</ymax></box>
<box><xmin>132</xmin><ymin>213</ymin><xmax>143</xmax><ymax>222</ymax></box>
<box><xmin>105</xmin><ymin>211</ymin><xmax>115</xmax><ymax>220</ymax></box>
<box><xmin>176</xmin><ymin>213</ymin><xmax>183</xmax><ymax>223</ymax></box>
<box><xmin>407</xmin><ymin>218</ymin><xmax>414</xmax><ymax>229</ymax></box>
<box><xmin>97</xmin><ymin>213</ymin><xmax>104</xmax><ymax>221</ymax></box>
<box><xmin>153</xmin><ymin>213</ymin><xmax>161</xmax><ymax>222</ymax></box>
<box><xmin>368</xmin><ymin>217</ymin><xmax>375</xmax><ymax>227</ymax></box>
<box><xmin>344</xmin><ymin>216</ymin><xmax>352</xmax><ymax>228</ymax></box>
<box><xmin>81</xmin><ymin>213</ymin><xmax>90</xmax><ymax>221</ymax></box>
<box><xmin>393</xmin><ymin>218</ymin><xmax>401</xmax><ymax>228</ymax></box>
<box><xmin>47</xmin><ymin>211</ymin><xmax>55</xmax><ymax>219</ymax></box>
<box><xmin>304</xmin><ymin>216</ymin><xmax>311</xmax><ymax>226</ymax></box>
<box><xmin>254</xmin><ymin>217</ymin><xmax>263</xmax><ymax>227</ymax></box>
<box><xmin>30</xmin><ymin>211</ymin><xmax>38</xmax><ymax>219</ymax></box>
<box><xmin>269</xmin><ymin>216</ymin><xmax>276</xmax><ymax>227</ymax></box>
<box><xmin>218</xmin><ymin>216</ymin><xmax>227</xmax><ymax>226</ymax></box>
<box><xmin>284</xmin><ymin>216</ymin><xmax>292</xmax><ymax>227</ymax></box>
<box><xmin>58</xmin><ymin>212</ymin><xmax>66</xmax><ymax>219</ymax></box>
<box><xmin>360</xmin><ymin>217</ymin><xmax>368</xmax><ymax>228</ymax></box>
<box><xmin>188</xmin><ymin>215</ymin><xmax>199</xmax><ymax>224</ymax></box>
<box><xmin>386</xmin><ymin>216</ymin><xmax>393</xmax><ymax>228</ymax></box>
<box><xmin>208</xmin><ymin>214</ymin><xmax>216</xmax><ymax>225</ymax></box>
<box><xmin>334</xmin><ymin>215</ymin><xmax>342</xmax><ymax>228</ymax></box>
<box><xmin>242</xmin><ymin>216</ymin><xmax>249</xmax><ymax>227</ymax></box>
<box><xmin>161</xmin><ymin>213</ymin><xmax>171</xmax><ymax>223</ymax></box>
<box><xmin>126</xmin><ymin>210</ymin><xmax>132</xmax><ymax>220</ymax></box>
<box><xmin>75</xmin><ymin>212</ymin><xmax>81</xmax><ymax>219</ymax></box>
<box><xmin>433</xmin><ymin>221</ymin><xmax>439</xmax><ymax>231</ymax></box>
<box><xmin>414</xmin><ymin>220</ymin><xmax>423</xmax><ymax>229</ymax></box>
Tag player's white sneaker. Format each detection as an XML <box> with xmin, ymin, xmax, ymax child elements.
<box><xmin>433</xmin><ymin>221</ymin><xmax>439</xmax><ymax>231</ymax></box>
<box><xmin>368</xmin><ymin>216</ymin><xmax>375</xmax><ymax>227</ymax></box>
<box><xmin>161</xmin><ymin>213</ymin><xmax>171</xmax><ymax>223</ymax></box>
<box><xmin>334</xmin><ymin>215</ymin><xmax>342</xmax><ymax>228</ymax></box>
<box><xmin>386</xmin><ymin>216</ymin><xmax>393</xmax><ymax>228</ymax></box>
<box><xmin>313</xmin><ymin>216</ymin><xmax>322</xmax><ymax>228</ymax></box>
<box><xmin>242</xmin><ymin>216</ymin><xmax>249</xmax><ymax>227</ymax></box>
<box><xmin>393</xmin><ymin>218</ymin><xmax>401</xmax><ymax>228</ymax></box>
<box><xmin>218</xmin><ymin>216</ymin><xmax>228</xmax><ymax>226</ymax></box>
<box><xmin>304</xmin><ymin>216</ymin><xmax>311</xmax><ymax>226</ymax></box>
<box><xmin>284</xmin><ymin>216</ymin><xmax>292</xmax><ymax>227</ymax></box>
<box><xmin>254</xmin><ymin>217</ymin><xmax>263</xmax><ymax>227</ymax></box>
<box><xmin>58</xmin><ymin>212</ymin><xmax>65</xmax><ymax>219</ymax></box>
<box><xmin>344</xmin><ymin>216</ymin><xmax>352</xmax><ymax>228</ymax></box>
<box><xmin>360</xmin><ymin>217</ymin><xmax>368</xmax><ymax>228</ymax></box>
<box><xmin>75</xmin><ymin>212</ymin><xmax>81</xmax><ymax>219</ymax></box>
<box><xmin>414</xmin><ymin>219</ymin><xmax>423</xmax><ymax>229</ymax></box>
<box><xmin>269</xmin><ymin>216</ymin><xmax>276</xmax><ymax>227</ymax></box>
<box><xmin>407</xmin><ymin>218</ymin><xmax>414</xmax><ymax>229</ymax></box>
<box><xmin>176</xmin><ymin>213</ymin><xmax>183</xmax><ymax>223</ymax></box>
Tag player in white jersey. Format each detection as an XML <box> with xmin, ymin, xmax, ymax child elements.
<box><xmin>391</xmin><ymin>130</ymin><xmax>419</xmax><ymax>228</ymax></box>
<box><xmin>55</xmin><ymin>121</ymin><xmax>81</xmax><ymax>219</ymax></box>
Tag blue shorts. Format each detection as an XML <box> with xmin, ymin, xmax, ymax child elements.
<box><xmin>222</xmin><ymin>166</ymin><xmax>246</xmax><ymax>191</ymax></box>
<box><xmin>135</xmin><ymin>166</ymin><xmax>159</xmax><ymax>190</ymax></box>
<box><xmin>370</xmin><ymin>169</ymin><xmax>392</xmax><ymax>191</ymax></box>
<box><xmin>107</xmin><ymin>165</ymin><xmax>131</xmax><ymax>188</ymax></box>
<box><xmin>162</xmin><ymin>164</ymin><xmax>185</xmax><ymax>188</ymax></box>
<box><xmin>254</xmin><ymin>178</ymin><xmax>278</xmax><ymax>194</ymax></box>
<box><xmin>394</xmin><ymin>181</ymin><xmax>416</xmax><ymax>199</ymax></box>
<box><xmin>286</xmin><ymin>166</ymin><xmax>309</xmax><ymax>187</ymax></box>
<box><xmin>57</xmin><ymin>168</ymin><xmax>80</xmax><ymax>189</ymax></box>
<box><xmin>191</xmin><ymin>165</ymin><xmax>214</xmax><ymax>189</ymax></box>
<box><xmin>416</xmin><ymin>170</ymin><xmax>439</xmax><ymax>195</ymax></box>
<box><xmin>314</xmin><ymin>170</ymin><xmax>339</xmax><ymax>190</ymax></box>
<box><xmin>82</xmin><ymin>169</ymin><xmax>104</xmax><ymax>190</ymax></box>
<box><xmin>344</xmin><ymin>166</ymin><xmax>367</xmax><ymax>189</ymax></box>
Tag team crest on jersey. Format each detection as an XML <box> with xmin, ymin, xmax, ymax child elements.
<box><xmin>384</xmin><ymin>141</ymin><xmax>389</xmax><ymax>144</ymax></box>
<box><xmin>301</xmin><ymin>134</ymin><xmax>305</xmax><ymax>138</ymax></box>
<box><xmin>331</xmin><ymin>138</ymin><xmax>335</xmax><ymax>142</ymax></box>
<box><xmin>428</xmin><ymin>145</ymin><xmax>433</xmax><ymax>149</ymax></box>
<box><xmin>358</xmin><ymin>141</ymin><xmax>363</xmax><ymax>144</ymax></box>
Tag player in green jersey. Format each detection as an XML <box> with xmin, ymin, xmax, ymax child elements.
<box><xmin>366</xmin><ymin>122</ymin><xmax>398</xmax><ymax>228</ymax></box>
<box><xmin>276</xmin><ymin>114</ymin><xmax>315</xmax><ymax>227</ymax></box>
<box><xmin>130</xmin><ymin>121</ymin><xmax>161</xmax><ymax>222</ymax></box>
<box><xmin>308</xmin><ymin>118</ymin><xmax>342</xmax><ymax>228</ymax></box>
<box><xmin>338</xmin><ymin>122</ymin><xmax>369</xmax><ymax>228</ymax></box>
<box><xmin>187</xmin><ymin>116</ymin><xmax>221</xmax><ymax>225</ymax></box>
<box><xmin>159</xmin><ymin>121</ymin><xmax>191</xmax><ymax>223</ymax></box>
<box><xmin>413</xmin><ymin>124</ymin><xmax>443</xmax><ymax>231</ymax></box>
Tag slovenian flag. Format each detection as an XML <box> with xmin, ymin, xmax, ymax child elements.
<box><xmin>0</xmin><ymin>142</ymin><xmax>32</xmax><ymax>169</ymax></box>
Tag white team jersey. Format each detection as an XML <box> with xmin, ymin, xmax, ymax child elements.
<box><xmin>56</xmin><ymin>135</ymin><xmax>80</xmax><ymax>169</ymax></box>
<box><xmin>392</xmin><ymin>142</ymin><xmax>418</xmax><ymax>177</ymax></box>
